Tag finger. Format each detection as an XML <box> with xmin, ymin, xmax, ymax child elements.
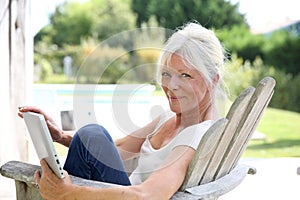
<box><xmin>17</xmin><ymin>112</ymin><xmax>24</xmax><ymax>118</ymax></box>
<box><xmin>18</xmin><ymin>106</ymin><xmax>43</xmax><ymax>114</ymax></box>
<box><xmin>34</xmin><ymin>169</ymin><xmax>41</xmax><ymax>185</ymax></box>
<box><xmin>18</xmin><ymin>106</ymin><xmax>24</xmax><ymax>110</ymax></box>
<box><xmin>17</xmin><ymin>106</ymin><xmax>25</xmax><ymax>118</ymax></box>
<box><xmin>40</xmin><ymin>159</ymin><xmax>57</xmax><ymax>177</ymax></box>
<box><xmin>40</xmin><ymin>159</ymin><xmax>49</xmax><ymax>171</ymax></box>
<box><xmin>64</xmin><ymin>170</ymin><xmax>69</xmax><ymax>176</ymax></box>
<box><xmin>40</xmin><ymin>159</ymin><xmax>51</xmax><ymax>176</ymax></box>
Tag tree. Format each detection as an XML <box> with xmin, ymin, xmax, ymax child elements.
<box><xmin>131</xmin><ymin>0</ymin><xmax>246</xmax><ymax>30</ymax></box>
<box><xmin>88</xmin><ymin>0</ymin><xmax>135</xmax><ymax>40</ymax></box>
<box><xmin>216</xmin><ymin>24</ymin><xmax>265</xmax><ymax>62</ymax></box>
<box><xmin>50</xmin><ymin>2</ymin><xmax>93</xmax><ymax>46</ymax></box>
<box><xmin>263</xmin><ymin>30</ymin><xmax>300</xmax><ymax>76</ymax></box>
<box><xmin>34</xmin><ymin>0</ymin><xmax>136</xmax><ymax>76</ymax></box>
<box><xmin>35</xmin><ymin>0</ymin><xmax>135</xmax><ymax>47</ymax></box>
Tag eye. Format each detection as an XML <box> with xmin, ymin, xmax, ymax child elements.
<box><xmin>181</xmin><ymin>73</ymin><xmax>191</xmax><ymax>78</ymax></box>
<box><xmin>162</xmin><ymin>71</ymin><xmax>171</xmax><ymax>77</ymax></box>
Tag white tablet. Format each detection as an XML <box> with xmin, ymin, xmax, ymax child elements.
<box><xmin>23</xmin><ymin>112</ymin><xmax>65</xmax><ymax>179</ymax></box>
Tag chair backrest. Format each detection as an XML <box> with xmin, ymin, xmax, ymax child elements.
<box><xmin>180</xmin><ymin>77</ymin><xmax>276</xmax><ymax>191</ymax></box>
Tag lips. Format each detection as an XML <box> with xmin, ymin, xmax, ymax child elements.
<box><xmin>169</xmin><ymin>94</ymin><xmax>184</xmax><ymax>101</ymax></box>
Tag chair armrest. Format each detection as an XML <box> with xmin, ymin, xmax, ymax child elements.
<box><xmin>178</xmin><ymin>164</ymin><xmax>255</xmax><ymax>199</ymax></box>
<box><xmin>0</xmin><ymin>160</ymin><xmax>118</xmax><ymax>188</ymax></box>
<box><xmin>1</xmin><ymin>161</ymin><xmax>255</xmax><ymax>200</ymax></box>
<box><xmin>0</xmin><ymin>160</ymin><xmax>39</xmax><ymax>184</ymax></box>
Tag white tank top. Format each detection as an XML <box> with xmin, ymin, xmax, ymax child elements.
<box><xmin>129</xmin><ymin>112</ymin><xmax>213</xmax><ymax>185</ymax></box>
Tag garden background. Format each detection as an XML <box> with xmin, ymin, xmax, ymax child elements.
<box><xmin>33</xmin><ymin>0</ymin><xmax>300</xmax><ymax>158</ymax></box>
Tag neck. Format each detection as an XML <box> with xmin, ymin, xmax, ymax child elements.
<box><xmin>174</xmin><ymin>102</ymin><xmax>217</xmax><ymax>128</ymax></box>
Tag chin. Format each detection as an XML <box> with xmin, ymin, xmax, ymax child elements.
<box><xmin>169</xmin><ymin>106</ymin><xmax>181</xmax><ymax>114</ymax></box>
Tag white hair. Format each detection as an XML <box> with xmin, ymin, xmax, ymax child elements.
<box><xmin>156</xmin><ymin>22</ymin><xmax>228</xmax><ymax>101</ymax></box>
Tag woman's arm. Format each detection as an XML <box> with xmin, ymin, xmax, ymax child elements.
<box><xmin>136</xmin><ymin>146</ymin><xmax>195</xmax><ymax>199</ymax></box>
<box><xmin>35</xmin><ymin>145</ymin><xmax>194</xmax><ymax>200</ymax></box>
<box><xmin>54</xmin><ymin>130</ymin><xmax>74</xmax><ymax>147</ymax></box>
<box><xmin>35</xmin><ymin>160</ymin><xmax>144</xmax><ymax>200</ymax></box>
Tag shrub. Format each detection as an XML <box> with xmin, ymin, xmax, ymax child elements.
<box><xmin>225</xmin><ymin>55</ymin><xmax>300</xmax><ymax>113</ymax></box>
<box><xmin>251</xmin><ymin>60</ymin><xmax>300</xmax><ymax>112</ymax></box>
<box><xmin>223</xmin><ymin>54</ymin><xmax>259</xmax><ymax>99</ymax></box>
<box><xmin>39</xmin><ymin>59</ymin><xmax>53</xmax><ymax>81</ymax></box>
<box><xmin>262</xmin><ymin>30</ymin><xmax>300</xmax><ymax>76</ymax></box>
<box><xmin>74</xmin><ymin>37</ymin><xmax>131</xmax><ymax>84</ymax></box>
<box><xmin>217</xmin><ymin>25</ymin><xmax>300</xmax><ymax>76</ymax></box>
<box><xmin>216</xmin><ymin>25</ymin><xmax>265</xmax><ymax>63</ymax></box>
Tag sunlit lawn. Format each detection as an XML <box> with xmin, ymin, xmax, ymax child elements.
<box><xmin>244</xmin><ymin>108</ymin><xmax>300</xmax><ymax>158</ymax></box>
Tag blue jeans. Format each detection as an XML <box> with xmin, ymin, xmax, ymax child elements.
<box><xmin>63</xmin><ymin>124</ymin><xmax>131</xmax><ymax>186</ymax></box>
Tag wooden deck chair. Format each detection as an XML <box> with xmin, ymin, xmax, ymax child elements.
<box><xmin>0</xmin><ymin>77</ymin><xmax>276</xmax><ymax>200</ymax></box>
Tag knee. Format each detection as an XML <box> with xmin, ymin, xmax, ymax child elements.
<box><xmin>75</xmin><ymin>124</ymin><xmax>113</xmax><ymax>145</ymax></box>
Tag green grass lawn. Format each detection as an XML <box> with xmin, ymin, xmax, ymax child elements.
<box><xmin>243</xmin><ymin>108</ymin><xmax>300</xmax><ymax>158</ymax></box>
<box><xmin>55</xmin><ymin>107</ymin><xmax>300</xmax><ymax>158</ymax></box>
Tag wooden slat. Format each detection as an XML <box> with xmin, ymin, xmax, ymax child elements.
<box><xmin>179</xmin><ymin>118</ymin><xmax>228</xmax><ymax>191</ymax></box>
<box><xmin>215</xmin><ymin>77</ymin><xmax>276</xmax><ymax>179</ymax></box>
<box><xmin>184</xmin><ymin>164</ymin><xmax>251</xmax><ymax>199</ymax></box>
<box><xmin>231</xmin><ymin>89</ymin><xmax>274</xmax><ymax>170</ymax></box>
<box><xmin>199</xmin><ymin>86</ymin><xmax>255</xmax><ymax>184</ymax></box>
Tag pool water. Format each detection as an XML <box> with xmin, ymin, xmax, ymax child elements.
<box><xmin>32</xmin><ymin>84</ymin><xmax>169</xmax><ymax>139</ymax></box>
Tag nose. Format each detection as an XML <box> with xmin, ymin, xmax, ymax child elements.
<box><xmin>168</xmin><ymin>76</ymin><xmax>180</xmax><ymax>90</ymax></box>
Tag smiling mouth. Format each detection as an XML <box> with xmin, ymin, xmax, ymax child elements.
<box><xmin>169</xmin><ymin>96</ymin><xmax>184</xmax><ymax>101</ymax></box>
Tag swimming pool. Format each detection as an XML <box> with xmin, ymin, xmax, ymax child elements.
<box><xmin>32</xmin><ymin>84</ymin><xmax>169</xmax><ymax>138</ymax></box>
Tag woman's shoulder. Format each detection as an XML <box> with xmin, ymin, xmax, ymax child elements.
<box><xmin>172</xmin><ymin>120</ymin><xmax>214</xmax><ymax>150</ymax></box>
<box><xmin>182</xmin><ymin>120</ymin><xmax>214</xmax><ymax>133</ymax></box>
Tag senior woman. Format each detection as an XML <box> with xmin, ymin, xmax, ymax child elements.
<box><xmin>18</xmin><ymin>22</ymin><xmax>227</xmax><ymax>200</ymax></box>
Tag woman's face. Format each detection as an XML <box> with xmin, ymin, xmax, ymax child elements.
<box><xmin>161</xmin><ymin>54</ymin><xmax>211</xmax><ymax>114</ymax></box>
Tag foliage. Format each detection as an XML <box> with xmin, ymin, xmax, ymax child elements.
<box><xmin>73</xmin><ymin>32</ymin><xmax>163</xmax><ymax>84</ymax></box>
<box><xmin>217</xmin><ymin>25</ymin><xmax>300</xmax><ymax>76</ymax></box>
<box><xmin>87</xmin><ymin>0</ymin><xmax>135</xmax><ymax>40</ymax></box>
<box><xmin>262</xmin><ymin>30</ymin><xmax>300</xmax><ymax>76</ymax></box>
<box><xmin>35</xmin><ymin>59</ymin><xmax>53</xmax><ymax>82</ymax></box>
<box><xmin>35</xmin><ymin>74</ymin><xmax>75</xmax><ymax>84</ymax></box>
<box><xmin>131</xmin><ymin>0</ymin><xmax>246</xmax><ymax>30</ymax></box>
<box><xmin>223</xmin><ymin>54</ymin><xmax>258</xmax><ymax>99</ymax></box>
<box><xmin>32</xmin><ymin>0</ymin><xmax>299</xmax><ymax>113</ymax></box>
<box><xmin>34</xmin><ymin>41</ymin><xmax>61</xmax><ymax>74</ymax></box>
<box><xmin>36</xmin><ymin>2</ymin><xmax>93</xmax><ymax>46</ymax></box>
<box><xmin>35</xmin><ymin>0</ymin><xmax>135</xmax><ymax>47</ymax></box>
<box><xmin>34</xmin><ymin>39</ymin><xmax>79</xmax><ymax>75</ymax></box>
<box><xmin>251</xmin><ymin>60</ymin><xmax>300</xmax><ymax>112</ymax></box>
<box><xmin>34</xmin><ymin>0</ymin><xmax>136</xmax><ymax>77</ymax></box>
<box><xmin>216</xmin><ymin>24</ymin><xmax>265</xmax><ymax>62</ymax></box>
<box><xmin>73</xmin><ymin>37</ymin><xmax>131</xmax><ymax>84</ymax></box>
<box><xmin>224</xmin><ymin>55</ymin><xmax>300</xmax><ymax>113</ymax></box>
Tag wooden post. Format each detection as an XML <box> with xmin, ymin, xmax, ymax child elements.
<box><xmin>0</xmin><ymin>0</ymin><xmax>33</xmax><ymax>170</ymax></box>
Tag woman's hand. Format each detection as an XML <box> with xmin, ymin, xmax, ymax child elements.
<box><xmin>18</xmin><ymin>106</ymin><xmax>63</xmax><ymax>142</ymax></box>
<box><xmin>34</xmin><ymin>159</ymin><xmax>74</xmax><ymax>200</ymax></box>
